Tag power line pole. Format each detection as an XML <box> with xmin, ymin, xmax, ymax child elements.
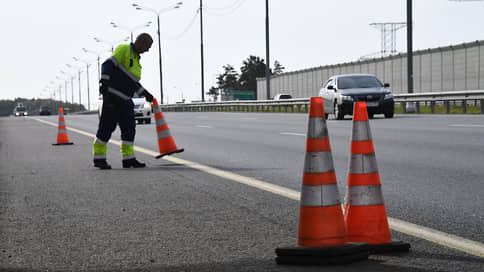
<box><xmin>265</xmin><ymin>0</ymin><xmax>271</xmax><ymax>100</ymax></box>
<box><xmin>370</xmin><ymin>22</ymin><xmax>406</xmax><ymax>57</ymax></box>
<box><xmin>407</xmin><ymin>0</ymin><xmax>413</xmax><ymax>94</ymax></box>
<box><xmin>200</xmin><ymin>0</ymin><xmax>205</xmax><ymax>102</ymax></box>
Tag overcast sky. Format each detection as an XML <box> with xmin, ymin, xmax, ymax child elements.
<box><xmin>1</xmin><ymin>0</ymin><xmax>483</xmax><ymax>107</ymax></box>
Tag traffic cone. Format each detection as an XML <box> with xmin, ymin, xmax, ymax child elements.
<box><xmin>344</xmin><ymin>102</ymin><xmax>410</xmax><ymax>253</ymax></box>
<box><xmin>275</xmin><ymin>97</ymin><xmax>369</xmax><ymax>265</ymax></box>
<box><xmin>152</xmin><ymin>98</ymin><xmax>184</xmax><ymax>158</ymax></box>
<box><xmin>52</xmin><ymin>108</ymin><xmax>73</xmax><ymax>146</ymax></box>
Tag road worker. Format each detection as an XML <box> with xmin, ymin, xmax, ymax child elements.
<box><xmin>92</xmin><ymin>33</ymin><xmax>154</xmax><ymax>169</ymax></box>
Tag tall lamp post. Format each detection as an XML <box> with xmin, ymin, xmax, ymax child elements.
<box><xmin>73</xmin><ymin>57</ymin><xmax>93</xmax><ymax>111</ymax></box>
<box><xmin>94</xmin><ymin>36</ymin><xmax>130</xmax><ymax>52</ymax></box>
<box><xmin>132</xmin><ymin>2</ymin><xmax>183</xmax><ymax>104</ymax></box>
<box><xmin>60</xmin><ymin>70</ymin><xmax>74</xmax><ymax>105</ymax></box>
<box><xmin>82</xmin><ymin>48</ymin><xmax>110</xmax><ymax>87</ymax></box>
<box><xmin>66</xmin><ymin>63</ymin><xmax>83</xmax><ymax>111</ymax></box>
<box><xmin>56</xmin><ymin>74</ymin><xmax>69</xmax><ymax>104</ymax></box>
<box><xmin>110</xmin><ymin>21</ymin><xmax>152</xmax><ymax>43</ymax></box>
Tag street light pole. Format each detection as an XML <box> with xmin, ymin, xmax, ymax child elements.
<box><xmin>265</xmin><ymin>0</ymin><xmax>271</xmax><ymax>100</ymax></box>
<box><xmin>133</xmin><ymin>2</ymin><xmax>182</xmax><ymax>104</ymax></box>
<box><xmin>94</xmin><ymin>37</ymin><xmax>130</xmax><ymax>53</ymax></box>
<box><xmin>66</xmin><ymin>63</ymin><xmax>83</xmax><ymax>111</ymax></box>
<box><xmin>110</xmin><ymin>21</ymin><xmax>152</xmax><ymax>43</ymax></box>
<box><xmin>200</xmin><ymin>0</ymin><xmax>205</xmax><ymax>102</ymax></box>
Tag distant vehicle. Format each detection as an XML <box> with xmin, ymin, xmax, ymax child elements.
<box><xmin>98</xmin><ymin>92</ymin><xmax>152</xmax><ymax>124</ymax></box>
<box><xmin>39</xmin><ymin>106</ymin><xmax>51</xmax><ymax>116</ymax></box>
<box><xmin>319</xmin><ymin>74</ymin><xmax>394</xmax><ymax>120</ymax></box>
<box><xmin>13</xmin><ymin>106</ymin><xmax>28</xmax><ymax>117</ymax></box>
<box><xmin>273</xmin><ymin>93</ymin><xmax>293</xmax><ymax>100</ymax></box>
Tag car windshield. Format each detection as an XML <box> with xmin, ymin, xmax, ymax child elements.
<box><xmin>337</xmin><ymin>76</ymin><xmax>383</xmax><ymax>89</ymax></box>
<box><xmin>17</xmin><ymin>107</ymin><xmax>26</xmax><ymax>111</ymax></box>
<box><xmin>279</xmin><ymin>95</ymin><xmax>292</xmax><ymax>99</ymax></box>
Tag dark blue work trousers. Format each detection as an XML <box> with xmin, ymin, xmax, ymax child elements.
<box><xmin>96</xmin><ymin>96</ymin><xmax>136</xmax><ymax>143</ymax></box>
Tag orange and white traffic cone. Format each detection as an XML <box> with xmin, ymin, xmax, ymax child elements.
<box><xmin>344</xmin><ymin>101</ymin><xmax>409</xmax><ymax>253</ymax></box>
<box><xmin>152</xmin><ymin>98</ymin><xmax>184</xmax><ymax>158</ymax></box>
<box><xmin>276</xmin><ymin>97</ymin><xmax>369</xmax><ymax>265</ymax></box>
<box><xmin>52</xmin><ymin>108</ymin><xmax>73</xmax><ymax>146</ymax></box>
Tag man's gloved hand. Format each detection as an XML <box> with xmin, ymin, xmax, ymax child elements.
<box><xmin>142</xmin><ymin>90</ymin><xmax>154</xmax><ymax>102</ymax></box>
<box><xmin>99</xmin><ymin>79</ymin><xmax>109</xmax><ymax>95</ymax></box>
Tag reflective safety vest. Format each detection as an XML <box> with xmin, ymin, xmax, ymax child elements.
<box><xmin>100</xmin><ymin>43</ymin><xmax>148</xmax><ymax>101</ymax></box>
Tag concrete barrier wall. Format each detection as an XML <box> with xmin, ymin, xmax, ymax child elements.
<box><xmin>257</xmin><ymin>40</ymin><xmax>484</xmax><ymax>99</ymax></box>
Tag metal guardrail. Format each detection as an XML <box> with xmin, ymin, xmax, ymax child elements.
<box><xmin>157</xmin><ymin>90</ymin><xmax>484</xmax><ymax>114</ymax></box>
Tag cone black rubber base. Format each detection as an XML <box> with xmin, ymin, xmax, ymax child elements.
<box><xmin>155</xmin><ymin>148</ymin><xmax>184</xmax><ymax>159</ymax></box>
<box><xmin>275</xmin><ymin>242</ymin><xmax>369</xmax><ymax>265</ymax></box>
<box><xmin>367</xmin><ymin>241</ymin><xmax>411</xmax><ymax>254</ymax></box>
<box><xmin>52</xmin><ymin>142</ymin><xmax>74</xmax><ymax>146</ymax></box>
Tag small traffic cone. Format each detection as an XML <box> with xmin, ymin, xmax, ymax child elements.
<box><xmin>152</xmin><ymin>98</ymin><xmax>184</xmax><ymax>158</ymax></box>
<box><xmin>344</xmin><ymin>102</ymin><xmax>409</xmax><ymax>253</ymax></box>
<box><xmin>276</xmin><ymin>97</ymin><xmax>369</xmax><ymax>265</ymax></box>
<box><xmin>52</xmin><ymin>108</ymin><xmax>73</xmax><ymax>146</ymax></box>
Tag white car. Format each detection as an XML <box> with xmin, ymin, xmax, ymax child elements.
<box><xmin>98</xmin><ymin>92</ymin><xmax>152</xmax><ymax>124</ymax></box>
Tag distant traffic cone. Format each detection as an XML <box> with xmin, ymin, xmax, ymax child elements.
<box><xmin>344</xmin><ymin>102</ymin><xmax>409</xmax><ymax>253</ymax></box>
<box><xmin>52</xmin><ymin>108</ymin><xmax>73</xmax><ymax>146</ymax></box>
<box><xmin>152</xmin><ymin>98</ymin><xmax>184</xmax><ymax>158</ymax></box>
<box><xmin>275</xmin><ymin>97</ymin><xmax>369</xmax><ymax>265</ymax></box>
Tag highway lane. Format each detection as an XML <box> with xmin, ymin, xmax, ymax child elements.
<box><xmin>50</xmin><ymin>112</ymin><xmax>484</xmax><ymax>244</ymax></box>
<box><xmin>1</xmin><ymin>115</ymin><xmax>483</xmax><ymax>271</ymax></box>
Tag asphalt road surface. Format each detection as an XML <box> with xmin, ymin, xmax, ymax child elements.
<box><xmin>1</xmin><ymin>113</ymin><xmax>483</xmax><ymax>271</ymax></box>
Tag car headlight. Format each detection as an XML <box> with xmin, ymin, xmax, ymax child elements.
<box><xmin>24</xmin><ymin>112</ymin><xmax>28</xmax><ymax>116</ymax></box>
<box><xmin>342</xmin><ymin>95</ymin><xmax>353</xmax><ymax>101</ymax></box>
<box><xmin>15</xmin><ymin>112</ymin><xmax>19</xmax><ymax>116</ymax></box>
<box><xmin>143</xmin><ymin>102</ymin><xmax>151</xmax><ymax>109</ymax></box>
<box><xmin>384</xmin><ymin>93</ymin><xmax>393</xmax><ymax>100</ymax></box>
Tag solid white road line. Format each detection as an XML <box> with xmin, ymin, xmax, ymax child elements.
<box><xmin>33</xmin><ymin>117</ymin><xmax>484</xmax><ymax>258</ymax></box>
<box><xmin>449</xmin><ymin>124</ymin><xmax>484</xmax><ymax>128</ymax></box>
<box><xmin>280</xmin><ymin>132</ymin><xmax>306</xmax><ymax>137</ymax></box>
<box><xmin>196</xmin><ymin>125</ymin><xmax>213</xmax><ymax>128</ymax></box>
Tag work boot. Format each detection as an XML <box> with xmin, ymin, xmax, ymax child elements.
<box><xmin>94</xmin><ymin>159</ymin><xmax>112</xmax><ymax>170</ymax></box>
<box><xmin>122</xmin><ymin>158</ymin><xmax>146</xmax><ymax>168</ymax></box>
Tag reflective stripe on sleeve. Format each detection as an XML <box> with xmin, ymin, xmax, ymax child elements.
<box><xmin>303</xmin><ymin>151</ymin><xmax>334</xmax><ymax>173</ymax></box>
<box><xmin>101</xmin><ymin>74</ymin><xmax>110</xmax><ymax>80</ymax></box>
<box><xmin>307</xmin><ymin>117</ymin><xmax>328</xmax><ymax>139</ymax></box>
<box><xmin>136</xmin><ymin>87</ymin><xmax>145</xmax><ymax>96</ymax></box>
<box><xmin>300</xmin><ymin>184</ymin><xmax>341</xmax><ymax>207</ymax></box>
<box><xmin>345</xmin><ymin>185</ymin><xmax>384</xmax><ymax>206</ymax></box>
<box><xmin>348</xmin><ymin>153</ymin><xmax>379</xmax><ymax>174</ymax></box>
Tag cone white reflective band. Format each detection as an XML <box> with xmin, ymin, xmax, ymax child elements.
<box><xmin>307</xmin><ymin>117</ymin><xmax>328</xmax><ymax>139</ymax></box>
<box><xmin>300</xmin><ymin>184</ymin><xmax>341</xmax><ymax>207</ymax></box>
<box><xmin>136</xmin><ymin>87</ymin><xmax>145</xmax><ymax>96</ymax></box>
<box><xmin>348</xmin><ymin>153</ymin><xmax>379</xmax><ymax>174</ymax></box>
<box><xmin>122</xmin><ymin>154</ymin><xmax>136</xmax><ymax>160</ymax></box>
<box><xmin>101</xmin><ymin>74</ymin><xmax>110</xmax><ymax>80</ymax></box>
<box><xmin>57</xmin><ymin>129</ymin><xmax>67</xmax><ymax>134</ymax></box>
<box><xmin>155</xmin><ymin>117</ymin><xmax>167</xmax><ymax>127</ymax></box>
<box><xmin>95</xmin><ymin>138</ymin><xmax>107</xmax><ymax>145</ymax></box>
<box><xmin>153</xmin><ymin>105</ymin><xmax>161</xmax><ymax>114</ymax></box>
<box><xmin>303</xmin><ymin>151</ymin><xmax>334</xmax><ymax>173</ymax></box>
<box><xmin>107</xmin><ymin>57</ymin><xmax>140</xmax><ymax>82</ymax></box>
<box><xmin>352</xmin><ymin>121</ymin><xmax>372</xmax><ymax>141</ymax></box>
<box><xmin>345</xmin><ymin>185</ymin><xmax>384</xmax><ymax>206</ymax></box>
<box><xmin>58</xmin><ymin>120</ymin><xmax>66</xmax><ymax>127</ymax></box>
<box><xmin>93</xmin><ymin>154</ymin><xmax>106</xmax><ymax>159</ymax></box>
<box><xmin>157</xmin><ymin>129</ymin><xmax>171</xmax><ymax>139</ymax></box>
<box><xmin>121</xmin><ymin>140</ymin><xmax>134</xmax><ymax>146</ymax></box>
<box><xmin>108</xmin><ymin>87</ymin><xmax>131</xmax><ymax>100</ymax></box>
<box><xmin>59</xmin><ymin>112</ymin><xmax>64</xmax><ymax>118</ymax></box>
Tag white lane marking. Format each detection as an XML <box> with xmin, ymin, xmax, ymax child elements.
<box><xmin>196</xmin><ymin>125</ymin><xmax>213</xmax><ymax>128</ymax></box>
<box><xmin>449</xmin><ymin>124</ymin><xmax>484</xmax><ymax>128</ymax></box>
<box><xmin>280</xmin><ymin>132</ymin><xmax>306</xmax><ymax>137</ymax></box>
<box><xmin>32</xmin><ymin>117</ymin><xmax>484</xmax><ymax>258</ymax></box>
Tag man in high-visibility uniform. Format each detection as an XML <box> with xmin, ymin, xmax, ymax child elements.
<box><xmin>93</xmin><ymin>33</ymin><xmax>154</xmax><ymax>169</ymax></box>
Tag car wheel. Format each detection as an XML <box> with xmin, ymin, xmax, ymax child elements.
<box><xmin>145</xmin><ymin>118</ymin><xmax>151</xmax><ymax>124</ymax></box>
<box><xmin>334</xmin><ymin>103</ymin><xmax>344</xmax><ymax>120</ymax></box>
<box><xmin>384</xmin><ymin>111</ymin><xmax>394</xmax><ymax>118</ymax></box>
<box><xmin>324</xmin><ymin>113</ymin><xmax>329</xmax><ymax>120</ymax></box>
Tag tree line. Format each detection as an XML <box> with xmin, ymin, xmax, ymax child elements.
<box><xmin>208</xmin><ymin>55</ymin><xmax>284</xmax><ymax>99</ymax></box>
